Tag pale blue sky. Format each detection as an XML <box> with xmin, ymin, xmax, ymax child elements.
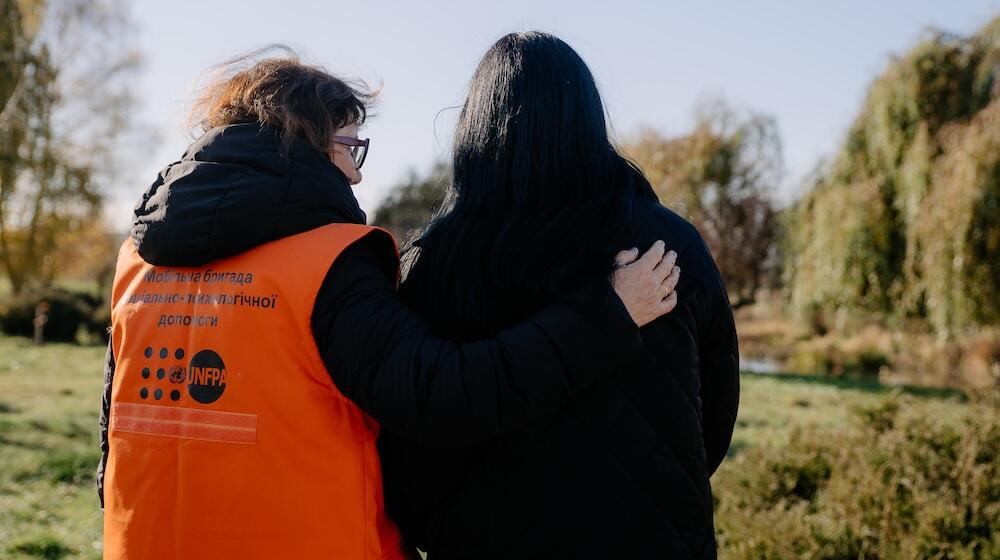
<box><xmin>112</xmin><ymin>0</ymin><xmax>999</xmax><ymax>228</ymax></box>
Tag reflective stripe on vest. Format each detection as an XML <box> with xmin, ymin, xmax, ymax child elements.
<box><xmin>104</xmin><ymin>223</ymin><xmax>405</xmax><ymax>560</ymax></box>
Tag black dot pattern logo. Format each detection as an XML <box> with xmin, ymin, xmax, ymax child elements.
<box><xmin>136</xmin><ymin>346</ymin><xmax>191</xmax><ymax>404</ymax></box>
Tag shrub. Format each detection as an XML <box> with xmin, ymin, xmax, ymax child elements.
<box><xmin>715</xmin><ymin>394</ymin><xmax>1000</xmax><ymax>559</ymax></box>
<box><xmin>0</xmin><ymin>288</ymin><xmax>106</xmax><ymax>343</ymax></box>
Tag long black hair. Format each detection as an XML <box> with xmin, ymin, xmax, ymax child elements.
<box><xmin>401</xmin><ymin>32</ymin><xmax>658</xmax><ymax>338</ymax></box>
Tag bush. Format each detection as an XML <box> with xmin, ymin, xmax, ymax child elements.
<box><xmin>0</xmin><ymin>288</ymin><xmax>106</xmax><ymax>343</ymax></box>
<box><xmin>714</xmin><ymin>394</ymin><xmax>1000</xmax><ymax>559</ymax></box>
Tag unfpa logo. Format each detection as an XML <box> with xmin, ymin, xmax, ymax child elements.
<box><xmin>187</xmin><ymin>349</ymin><xmax>228</xmax><ymax>404</ymax></box>
<box><xmin>138</xmin><ymin>347</ymin><xmax>229</xmax><ymax>405</ymax></box>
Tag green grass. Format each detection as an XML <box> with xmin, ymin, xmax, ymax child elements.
<box><xmin>727</xmin><ymin>371</ymin><xmax>968</xmax><ymax>453</ymax></box>
<box><xmin>0</xmin><ymin>334</ymin><xmax>987</xmax><ymax>558</ymax></box>
<box><xmin>0</xmin><ymin>335</ymin><xmax>105</xmax><ymax>560</ymax></box>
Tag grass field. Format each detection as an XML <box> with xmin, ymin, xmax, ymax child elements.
<box><xmin>0</xmin><ymin>336</ymin><xmax>105</xmax><ymax>559</ymax></box>
<box><xmin>0</xmin><ymin>334</ymin><xmax>990</xmax><ymax>558</ymax></box>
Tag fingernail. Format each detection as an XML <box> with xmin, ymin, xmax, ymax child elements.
<box><xmin>668</xmin><ymin>251</ymin><xmax>676</xmax><ymax>258</ymax></box>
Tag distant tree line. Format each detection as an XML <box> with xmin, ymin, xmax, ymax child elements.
<box><xmin>374</xmin><ymin>18</ymin><xmax>1000</xmax><ymax>337</ymax></box>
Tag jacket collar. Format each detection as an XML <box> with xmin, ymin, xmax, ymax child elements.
<box><xmin>131</xmin><ymin>123</ymin><xmax>367</xmax><ymax>266</ymax></box>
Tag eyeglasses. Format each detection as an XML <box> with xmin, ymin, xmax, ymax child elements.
<box><xmin>331</xmin><ymin>136</ymin><xmax>370</xmax><ymax>169</ymax></box>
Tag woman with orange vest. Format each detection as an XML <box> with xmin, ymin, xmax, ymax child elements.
<box><xmin>98</xmin><ymin>48</ymin><xmax>681</xmax><ymax>559</ymax></box>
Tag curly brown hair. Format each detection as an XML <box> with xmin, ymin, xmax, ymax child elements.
<box><xmin>188</xmin><ymin>45</ymin><xmax>375</xmax><ymax>154</ymax></box>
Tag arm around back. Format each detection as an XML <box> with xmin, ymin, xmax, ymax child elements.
<box><xmin>312</xmin><ymin>235</ymin><xmax>644</xmax><ymax>445</ymax></box>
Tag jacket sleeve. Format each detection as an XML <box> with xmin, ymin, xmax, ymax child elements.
<box><xmin>312</xmin><ymin>236</ymin><xmax>643</xmax><ymax>445</ymax></box>
<box><xmin>693</xmin><ymin>236</ymin><xmax>740</xmax><ymax>475</ymax></box>
<box><xmin>98</xmin><ymin>337</ymin><xmax>114</xmax><ymax>509</ymax></box>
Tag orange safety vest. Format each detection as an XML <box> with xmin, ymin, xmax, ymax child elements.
<box><xmin>104</xmin><ymin>223</ymin><xmax>406</xmax><ymax>560</ymax></box>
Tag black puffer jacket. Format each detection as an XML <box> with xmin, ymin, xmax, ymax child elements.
<box><xmin>97</xmin><ymin>123</ymin><xmax>646</xmax><ymax>507</ymax></box>
<box><xmin>377</xmin><ymin>201</ymin><xmax>740</xmax><ymax>558</ymax></box>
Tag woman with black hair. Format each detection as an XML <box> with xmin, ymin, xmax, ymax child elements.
<box><xmin>378</xmin><ymin>32</ymin><xmax>740</xmax><ymax>559</ymax></box>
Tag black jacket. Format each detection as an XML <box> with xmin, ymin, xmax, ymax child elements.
<box><xmin>97</xmin><ymin>124</ymin><xmax>643</xmax><ymax>505</ymax></box>
<box><xmin>377</xmin><ymin>195</ymin><xmax>740</xmax><ymax>558</ymax></box>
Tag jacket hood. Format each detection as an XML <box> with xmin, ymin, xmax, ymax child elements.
<box><xmin>131</xmin><ymin>122</ymin><xmax>366</xmax><ymax>266</ymax></box>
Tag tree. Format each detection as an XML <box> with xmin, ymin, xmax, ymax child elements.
<box><xmin>784</xmin><ymin>21</ymin><xmax>1000</xmax><ymax>334</ymax></box>
<box><xmin>0</xmin><ymin>0</ymin><xmax>140</xmax><ymax>294</ymax></box>
<box><xmin>623</xmin><ymin>99</ymin><xmax>782</xmax><ymax>308</ymax></box>
<box><xmin>372</xmin><ymin>161</ymin><xmax>450</xmax><ymax>244</ymax></box>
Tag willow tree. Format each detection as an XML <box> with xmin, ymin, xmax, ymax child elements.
<box><xmin>0</xmin><ymin>0</ymin><xmax>139</xmax><ymax>294</ymax></box>
<box><xmin>785</xmin><ymin>20</ymin><xmax>1000</xmax><ymax>334</ymax></box>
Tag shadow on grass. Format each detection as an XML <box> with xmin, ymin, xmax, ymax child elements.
<box><xmin>8</xmin><ymin>535</ymin><xmax>72</xmax><ymax>559</ymax></box>
<box><xmin>40</xmin><ymin>450</ymin><xmax>100</xmax><ymax>485</ymax></box>
<box><xmin>740</xmin><ymin>370</ymin><xmax>967</xmax><ymax>401</ymax></box>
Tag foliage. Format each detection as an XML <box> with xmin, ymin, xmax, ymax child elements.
<box><xmin>622</xmin><ymin>99</ymin><xmax>782</xmax><ymax>308</ymax></box>
<box><xmin>785</xmin><ymin>22</ymin><xmax>1000</xmax><ymax>333</ymax></box>
<box><xmin>0</xmin><ymin>0</ymin><xmax>139</xmax><ymax>295</ymax></box>
<box><xmin>916</xmin><ymin>101</ymin><xmax>1000</xmax><ymax>331</ymax></box>
<box><xmin>372</xmin><ymin>161</ymin><xmax>450</xmax><ymax>244</ymax></box>
<box><xmin>714</xmin><ymin>392</ymin><xmax>1000</xmax><ymax>559</ymax></box>
<box><xmin>0</xmin><ymin>286</ymin><xmax>107</xmax><ymax>342</ymax></box>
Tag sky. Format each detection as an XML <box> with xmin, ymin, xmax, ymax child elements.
<box><xmin>110</xmin><ymin>0</ymin><xmax>1000</xmax><ymax>230</ymax></box>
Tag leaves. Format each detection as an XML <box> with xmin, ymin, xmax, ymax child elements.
<box><xmin>785</xmin><ymin>20</ymin><xmax>1000</xmax><ymax>334</ymax></box>
<box><xmin>0</xmin><ymin>0</ymin><xmax>139</xmax><ymax>294</ymax></box>
<box><xmin>622</xmin><ymin>99</ymin><xmax>782</xmax><ymax>308</ymax></box>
